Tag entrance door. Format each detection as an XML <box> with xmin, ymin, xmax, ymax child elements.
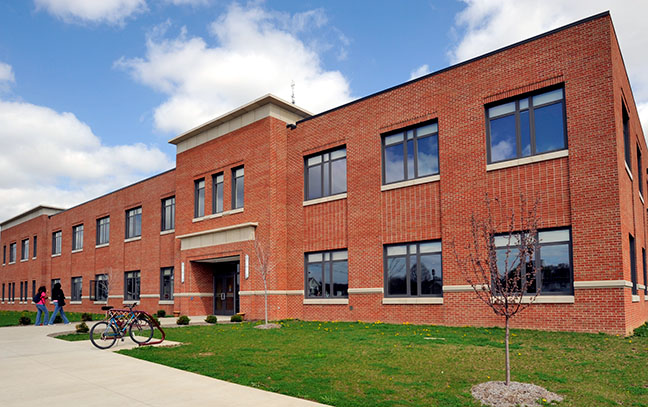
<box><xmin>214</xmin><ymin>274</ymin><xmax>237</xmax><ymax>315</ymax></box>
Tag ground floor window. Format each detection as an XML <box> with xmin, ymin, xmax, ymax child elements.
<box><xmin>160</xmin><ymin>267</ymin><xmax>174</xmax><ymax>300</ymax></box>
<box><xmin>71</xmin><ymin>277</ymin><xmax>82</xmax><ymax>301</ymax></box>
<box><xmin>305</xmin><ymin>249</ymin><xmax>348</xmax><ymax>298</ymax></box>
<box><xmin>91</xmin><ymin>274</ymin><xmax>108</xmax><ymax>301</ymax></box>
<box><xmin>125</xmin><ymin>271</ymin><xmax>141</xmax><ymax>301</ymax></box>
<box><xmin>385</xmin><ymin>241</ymin><xmax>442</xmax><ymax>297</ymax></box>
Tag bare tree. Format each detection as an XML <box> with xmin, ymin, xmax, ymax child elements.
<box><xmin>453</xmin><ymin>194</ymin><xmax>540</xmax><ymax>385</ymax></box>
<box><xmin>253</xmin><ymin>239</ymin><xmax>274</xmax><ymax>325</ymax></box>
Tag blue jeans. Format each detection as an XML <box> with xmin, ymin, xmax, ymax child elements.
<box><xmin>35</xmin><ymin>304</ymin><xmax>49</xmax><ymax>325</ymax></box>
<box><xmin>48</xmin><ymin>303</ymin><xmax>69</xmax><ymax>324</ymax></box>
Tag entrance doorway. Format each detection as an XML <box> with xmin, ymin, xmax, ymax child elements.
<box><xmin>212</xmin><ymin>261</ymin><xmax>239</xmax><ymax>315</ymax></box>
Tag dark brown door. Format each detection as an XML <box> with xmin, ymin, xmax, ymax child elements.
<box><xmin>214</xmin><ymin>274</ymin><xmax>236</xmax><ymax>315</ymax></box>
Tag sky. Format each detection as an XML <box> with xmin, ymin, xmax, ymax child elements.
<box><xmin>0</xmin><ymin>0</ymin><xmax>647</xmax><ymax>223</ymax></box>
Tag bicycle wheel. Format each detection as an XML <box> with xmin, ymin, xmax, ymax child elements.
<box><xmin>90</xmin><ymin>321</ymin><xmax>118</xmax><ymax>349</ymax></box>
<box><xmin>129</xmin><ymin>316</ymin><xmax>154</xmax><ymax>344</ymax></box>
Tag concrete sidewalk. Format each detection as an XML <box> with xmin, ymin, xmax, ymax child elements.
<box><xmin>0</xmin><ymin>323</ymin><xmax>327</xmax><ymax>407</ymax></box>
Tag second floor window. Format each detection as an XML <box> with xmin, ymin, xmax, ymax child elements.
<box><xmin>71</xmin><ymin>277</ymin><xmax>82</xmax><ymax>301</ymax></box>
<box><xmin>33</xmin><ymin>236</ymin><xmax>37</xmax><ymax>258</ymax></box>
<box><xmin>21</xmin><ymin>239</ymin><xmax>29</xmax><ymax>261</ymax></box>
<box><xmin>487</xmin><ymin>87</ymin><xmax>566</xmax><ymax>163</ymax></box>
<box><xmin>212</xmin><ymin>173</ymin><xmax>224</xmax><ymax>213</ymax></box>
<box><xmin>638</xmin><ymin>145</ymin><xmax>643</xmax><ymax>196</ymax></box>
<box><xmin>3</xmin><ymin>245</ymin><xmax>5</xmax><ymax>264</ymax></box>
<box><xmin>161</xmin><ymin>196</ymin><xmax>175</xmax><ymax>231</ymax></box>
<box><xmin>72</xmin><ymin>224</ymin><xmax>84</xmax><ymax>251</ymax></box>
<box><xmin>125</xmin><ymin>207</ymin><xmax>142</xmax><ymax>239</ymax></box>
<box><xmin>195</xmin><ymin>179</ymin><xmax>205</xmax><ymax>218</ymax></box>
<box><xmin>232</xmin><ymin>167</ymin><xmax>244</xmax><ymax>209</ymax></box>
<box><xmin>305</xmin><ymin>147</ymin><xmax>347</xmax><ymax>200</ymax></box>
<box><xmin>52</xmin><ymin>231</ymin><xmax>61</xmax><ymax>255</ymax></box>
<box><xmin>383</xmin><ymin>122</ymin><xmax>439</xmax><ymax>184</ymax></box>
<box><xmin>96</xmin><ymin>216</ymin><xmax>110</xmax><ymax>245</ymax></box>
<box><xmin>9</xmin><ymin>243</ymin><xmax>16</xmax><ymax>263</ymax></box>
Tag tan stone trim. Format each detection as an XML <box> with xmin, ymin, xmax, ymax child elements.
<box><xmin>177</xmin><ymin>222</ymin><xmax>257</xmax><ymax>250</ymax></box>
<box><xmin>159</xmin><ymin>300</ymin><xmax>174</xmax><ymax>305</ymax></box>
<box><xmin>239</xmin><ymin>290</ymin><xmax>304</xmax><ymax>296</ymax></box>
<box><xmin>491</xmin><ymin>295</ymin><xmax>574</xmax><ymax>304</ymax></box>
<box><xmin>348</xmin><ymin>287</ymin><xmax>383</xmax><ymax>294</ymax></box>
<box><xmin>71</xmin><ymin>249</ymin><xmax>83</xmax><ymax>254</ymax></box>
<box><xmin>70</xmin><ymin>301</ymin><xmax>82</xmax><ymax>305</ymax></box>
<box><xmin>303</xmin><ymin>298</ymin><xmax>349</xmax><ymax>305</ymax></box>
<box><xmin>139</xmin><ymin>294</ymin><xmax>159</xmax><ymax>298</ymax></box>
<box><xmin>160</xmin><ymin>229</ymin><xmax>175</xmax><ymax>235</ymax></box>
<box><xmin>632</xmin><ymin>295</ymin><xmax>641</xmax><ymax>303</ymax></box>
<box><xmin>382</xmin><ymin>297</ymin><xmax>443</xmax><ymax>305</ymax></box>
<box><xmin>381</xmin><ymin>175</ymin><xmax>440</xmax><ymax>192</ymax></box>
<box><xmin>486</xmin><ymin>149</ymin><xmax>568</xmax><ymax>172</ymax></box>
<box><xmin>625</xmin><ymin>161</ymin><xmax>634</xmax><ymax>181</ymax></box>
<box><xmin>573</xmin><ymin>280</ymin><xmax>633</xmax><ymax>289</ymax></box>
<box><xmin>443</xmin><ymin>284</ymin><xmax>487</xmax><ymax>292</ymax></box>
<box><xmin>638</xmin><ymin>284</ymin><xmax>646</xmax><ymax>290</ymax></box>
<box><xmin>174</xmin><ymin>293</ymin><xmax>214</xmax><ymax>298</ymax></box>
<box><xmin>303</xmin><ymin>193</ymin><xmax>347</xmax><ymax>207</ymax></box>
<box><xmin>124</xmin><ymin>236</ymin><xmax>141</xmax><ymax>243</ymax></box>
<box><xmin>193</xmin><ymin>208</ymin><xmax>245</xmax><ymax>223</ymax></box>
<box><xmin>108</xmin><ymin>295</ymin><xmax>124</xmax><ymax>299</ymax></box>
<box><xmin>95</xmin><ymin>243</ymin><xmax>109</xmax><ymax>249</ymax></box>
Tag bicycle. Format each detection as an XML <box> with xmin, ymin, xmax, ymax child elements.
<box><xmin>90</xmin><ymin>303</ymin><xmax>164</xmax><ymax>349</ymax></box>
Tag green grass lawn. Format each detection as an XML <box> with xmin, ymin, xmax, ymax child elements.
<box><xmin>0</xmin><ymin>310</ymin><xmax>103</xmax><ymax>327</ymax></box>
<box><xmin>56</xmin><ymin>320</ymin><xmax>648</xmax><ymax>406</ymax></box>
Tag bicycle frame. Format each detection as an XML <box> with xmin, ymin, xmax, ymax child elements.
<box><xmin>99</xmin><ymin>304</ymin><xmax>166</xmax><ymax>346</ymax></box>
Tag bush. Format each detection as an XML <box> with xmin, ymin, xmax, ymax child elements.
<box><xmin>19</xmin><ymin>315</ymin><xmax>31</xmax><ymax>325</ymax></box>
<box><xmin>230</xmin><ymin>314</ymin><xmax>243</xmax><ymax>323</ymax></box>
<box><xmin>633</xmin><ymin>323</ymin><xmax>648</xmax><ymax>337</ymax></box>
<box><xmin>54</xmin><ymin>315</ymin><xmax>62</xmax><ymax>324</ymax></box>
<box><xmin>177</xmin><ymin>315</ymin><xmax>190</xmax><ymax>325</ymax></box>
<box><xmin>156</xmin><ymin>310</ymin><xmax>166</xmax><ymax>317</ymax></box>
<box><xmin>81</xmin><ymin>313</ymin><xmax>93</xmax><ymax>321</ymax></box>
<box><xmin>76</xmin><ymin>322</ymin><xmax>89</xmax><ymax>333</ymax></box>
<box><xmin>205</xmin><ymin>315</ymin><xmax>218</xmax><ymax>324</ymax></box>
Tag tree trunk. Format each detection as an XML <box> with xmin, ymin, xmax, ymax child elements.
<box><xmin>263</xmin><ymin>276</ymin><xmax>268</xmax><ymax>325</ymax></box>
<box><xmin>505</xmin><ymin>315</ymin><xmax>510</xmax><ymax>385</ymax></box>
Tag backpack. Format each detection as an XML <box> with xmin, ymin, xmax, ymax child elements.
<box><xmin>33</xmin><ymin>292</ymin><xmax>42</xmax><ymax>304</ymax></box>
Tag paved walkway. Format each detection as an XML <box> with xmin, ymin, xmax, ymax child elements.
<box><xmin>0</xmin><ymin>321</ymin><xmax>327</xmax><ymax>407</ymax></box>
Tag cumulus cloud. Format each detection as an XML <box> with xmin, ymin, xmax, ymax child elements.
<box><xmin>409</xmin><ymin>64</ymin><xmax>430</xmax><ymax>80</ymax></box>
<box><xmin>450</xmin><ymin>0</ymin><xmax>648</xmax><ymax>134</ymax></box>
<box><xmin>0</xmin><ymin>62</ymin><xmax>15</xmax><ymax>83</ymax></box>
<box><xmin>116</xmin><ymin>3</ymin><xmax>352</xmax><ymax>134</ymax></box>
<box><xmin>0</xmin><ymin>99</ymin><xmax>173</xmax><ymax>222</ymax></box>
<box><xmin>34</xmin><ymin>0</ymin><xmax>147</xmax><ymax>25</ymax></box>
<box><xmin>166</xmin><ymin>0</ymin><xmax>210</xmax><ymax>5</ymax></box>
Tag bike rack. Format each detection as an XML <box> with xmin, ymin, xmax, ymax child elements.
<box><xmin>106</xmin><ymin>308</ymin><xmax>166</xmax><ymax>347</ymax></box>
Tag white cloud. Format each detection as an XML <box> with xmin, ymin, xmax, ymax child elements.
<box><xmin>0</xmin><ymin>62</ymin><xmax>15</xmax><ymax>84</ymax></box>
<box><xmin>166</xmin><ymin>0</ymin><xmax>210</xmax><ymax>5</ymax></box>
<box><xmin>450</xmin><ymin>0</ymin><xmax>648</xmax><ymax>135</ymax></box>
<box><xmin>0</xmin><ymin>99</ymin><xmax>173</xmax><ymax>222</ymax></box>
<box><xmin>409</xmin><ymin>64</ymin><xmax>430</xmax><ymax>80</ymax></box>
<box><xmin>34</xmin><ymin>0</ymin><xmax>147</xmax><ymax>25</ymax></box>
<box><xmin>116</xmin><ymin>3</ymin><xmax>352</xmax><ymax>134</ymax></box>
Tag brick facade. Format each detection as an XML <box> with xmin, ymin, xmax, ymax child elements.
<box><xmin>1</xmin><ymin>12</ymin><xmax>646</xmax><ymax>334</ymax></box>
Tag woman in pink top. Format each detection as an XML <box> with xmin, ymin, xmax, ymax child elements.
<box><xmin>34</xmin><ymin>286</ymin><xmax>49</xmax><ymax>326</ymax></box>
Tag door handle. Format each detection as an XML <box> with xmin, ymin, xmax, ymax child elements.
<box><xmin>221</xmin><ymin>293</ymin><xmax>225</xmax><ymax>300</ymax></box>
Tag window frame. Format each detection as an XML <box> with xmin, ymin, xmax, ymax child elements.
<box><xmin>304</xmin><ymin>249</ymin><xmax>349</xmax><ymax>299</ymax></box>
<box><xmin>2</xmin><ymin>245</ymin><xmax>5</xmax><ymax>264</ymax></box>
<box><xmin>304</xmin><ymin>146</ymin><xmax>347</xmax><ymax>200</ymax></box>
<box><xmin>125</xmin><ymin>207</ymin><xmax>142</xmax><ymax>239</ymax></box>
<box><xmin>96</xmin><ymin>216</ymin><xmax>110</xmax><ymax>245</ymax></box>
<box><xmin>20</xmin><ymin>238</ymin><xmax>29</xmax><ymax>261</ymax></box>
<box><xmin>91</xmin><ymin>274</ymin><xmax>108</xmax><ymax>302</ymax></box>
<box><xmin>232</xmin><ymin>166</ymin><xmax>244</xmax><ymax>209</ymax></box>
<box><xmin>637</xmin><ymin>144</ymin><xmax>643</xmax><ymax>196</ymax></box>
<box><xmin>486</xmin><ymin>86</ymin><xmax>567</xmax><ymax>164</ymax></box>
<box><xmin>72</xmin><ymin>224</ymin><xmax>84</xmax><ymax>251</ymax></box>
<box><xmin>161</xmin><ymin>196</ymin><xmax>175</xmax><ymax>231</ymax></box>
<box><xmin>643</xmin><ymin>248</ymin><xmax>647</xmax><ymax>296</ymax></box>
<box><xmin>630</xmin><ymin>234</ymin><xmax>637</xmax><ymax>295</ymax></box>
<box><xmin>623</xmin><ymin>102</ymin><xmax>631</xmax><ymax>169</ymax></box>
<box><xmin>194</xmin><ymin>178</ymin><xmax>205</xmax><ymax>218</ymax></box>
<box><xmin>71</xmin><ymin>277</ymin><xmax>82</xmax><ymax>301</ymax></box>
<box><xmin>382</xmin><ymin>122</ymin><xmax>440</xmax><ymax>185</ymax></box>
<box><xmin>383</xmin><ymin>240</ymin><xmax>443</xmax><ymax>298</ymax></box>
<box><xmin>160</xmin><ymin>267</ymin><xmax>174</xmax><ymax>300</ymax></box>
<box><xmin>9</xmin><ymin>242</ymin><xmax>16</xmax><ymax>263</ymax></box>
<box><xmin>33</xmin><ymin>236</ymin><xmax>37</xmax><ymax>258</ymax></box>
<box><xmin>212</xmin><ymin>173</ymin><xmax>224</xmax><ymax>214</ymax></box>
<box><xmin>124</xmin><ymin>271</ymin><xmax>141</xmax><ymax>301</ymax></box>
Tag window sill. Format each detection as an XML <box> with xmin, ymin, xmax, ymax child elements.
<box><xmin>640</xmin><ymin>193</ymin><xmax>645</xmax><ymax>205</ymax></box>
<box><xmin>625</xmin><ymin>161</ymin><xmax>634</xmax><ymax>181</ymax></box>
<box><xmin>124</xmin><ymin>236</ymin><xmax>141</xmax><ymax>243</ymax></box>
<box><xmin>70</xmin><ymin>301</ymin><xmax>82</xmax><ymax>305</ymax></box>
<box><xmin>93</xmin><ymin>301</ymin><xmax>108</xmax><ymax>305</ymax></box>
<box><xmin>638</xmin><ymin>284</ymin><xmax>646</xmax><ymax>290</ymax></box>
<box><xmin>193</xmin><ymin>208</ymin><xmax>244</xmax><ymax>223</ymax></box>
<box><xmin>123</xmin><ymin>300</ymin><xmax>139</xmax><ymax>305</ymax></box>
<box><xmin>50</xmin><ymin>254</ymin><xmax>60</xmax><ymax>258</ymax></box>
<box><xmin>32</xmin><ymin>257</ymin><xmax>36</xmax><ymax>260</ymax></box>
<box><xmin>381</xmin><ymin>175</ymin><xmax>440</xmax><ymax>192</ymax></box>
<box><xmin>159</xmin><ymin>300</ymin><xmax>174</xmax><ymax>305</ymax></box>
<box><xmin>347</xmin><ymin>287</ymin><xmax>383</xmax><ymax>294</ymax></box>
<box><xmin>632</xmin><ymin>295</ymin><xmax>640</xmax><ymax>303</ymax></box>
<box><xmin>382</xmin><ymin>297</ymin><xmax>443</xmax><ymax>305</ymax></box>
<box><xmin>95</xmin><ymin>243</ymin><xmax>109</xmax><ymax>249</ymax></box>
<box><xmin>8</xmin><ymin>261</ymin><xmax>15</xmax><ymax>264</ymax></box>
<box><xmin>160</xmin><ymin>229</ymin><xmax>175</xmax><ymax>235</ymax></box>
<box><xmin>71</xmin><ymin>249</ymin><xmax>83</xmax><ymax>254</ymax></box>
<box><xmin>20</xmin><ymin>259</ymin><xmax>28</xmax><ymax>262</ymax></box>
<box><xmin>492</xmin><ymin>295</ymin><xmax>574</xmax><ymax>304</ymax></box>
<box><xmin>487</xmin><ymin>149</ymin><xmax>569</xmax><ymax>172</ymax></box>
<box><xmin>303</xmin><ymin>193</ymin><xmax>347</xmax><ymax>207</ymax></box>
<box><xmin>303</xmin><ymin>298</ymin><xmax>349</xmax><ymax>305</ymax></box>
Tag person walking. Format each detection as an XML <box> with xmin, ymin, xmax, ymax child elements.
<box><xmin>48</xmin><ymin>283</ymin><xmax>70</xmax><ymax>324</ymax></box>
<box><xmin>34</xmin><ymin>286</ymin><xmax>49</xmax><ymax>326</ymax></box>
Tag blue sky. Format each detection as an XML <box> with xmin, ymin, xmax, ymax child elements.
<box><xmin>0</xmin><ymin>0</ymin><xmax>646</xmax><ymax>222</ymax></box>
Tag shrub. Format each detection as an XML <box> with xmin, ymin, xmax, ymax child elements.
<box><xmin>230</xmin><ymin>314</ymin><xmax>243</xmax><ymax>323</ymax></box>
<box><xmin>19</xmin><ymin>315</ymin><xmax>31</xmax><ymax>325</ymax></box>
<box><xmin>177</xmin><ymin>315</ymin><xmax>190</xmax><ymax>325</ymax></box>
<box><xmin>156</xmin><ymin>310</ymin><xmax>166</xmax><ymax>317</ymax></box>
<box><xmin>76</xmin><ymin>322</ymin><xmax>89</xmax><ymax>333</ymax></box>
<box><xmin>633</xmin><ymin>323</ymin><xmax>648</xmax><ymax>337</ymax></box>
<box><xmin>205</xmin><ymin>315</ymin><xmax>218</xmax><ymax>324</ymax></box>
<box><xmin>54</xmin><ymin>315</ymin><xmax>62</xmax><ymax>324</ymax></box>
<box><xmin>81</xmin><ymin>313</ymin><xmax>93</xmax><ymax>321</ymax></box>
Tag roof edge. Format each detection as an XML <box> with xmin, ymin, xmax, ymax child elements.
<box><xmin>1</xmin><ymin>205</ymin><xmax>66</xmax><ymax>229</ymax></box>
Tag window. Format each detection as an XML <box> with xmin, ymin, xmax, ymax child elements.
<box><xmin>19</xmin><ymin>281</ymin><xmax>23</xmax><ymax>302</ymax></box>
<box><xmin>638</xmin><ymin>145</ymin><xmax>643</xmax><ymax>196</ymax></box>
<box><xmin>212</xmin><ymin>174</ymin><xmax>224</xmax><ymax>214</ymax></box>
<box><xmin>52</xmin><ymin>231</ymin><xmax>61</xmax><ymax>255</ymax></box>
<box><xmin>385</xmin><ymin>241</ymin><xmax>442</xmax><ymax>297</ymax></box>
<box><xmin>383</xmin><ymin>123</ymin><xmax>439</xmax><ymax>184</ymax></box>
<box><xmin>487</xmin><ymin>87</ymin><xmax>566</xmax><ymax>163</ymax></box>
<box><xmin>630</xmin><ymin>234</ymin><xmax>637</xmax><ymax>295</ymax></box>
<box><xmin>71</xmin><ymin>277</ymin><xmax>82</xmax><ymax>301</ymax></box>
<box><xmin>96</xmin><ymin>216</ymin><xmax>110</xmax><ymax>245</ymax></box>
<box><xmin>72</xmin><ymin>224</ymin><xmax>84</xmax><ymax>251</ymax></box>
<box><xmin>11</xmin><ymin>282</ymin><xmax>15</xmax><ymax>301</ymax></box>
<box><xmin>623</xmin><ymin>102</ymin><xmax>631</xmax><ymax>168</ymax></box>
<box><xmin>160</xmin><ymin>267</ymin><xmax>174</xmax><ymax>300</ymax></box>
<box><xmin>32</xmin><ymin>280</ymin><xmax>35</xmax><ymax>299</ymax></box>
<box><xmin>91</xmin><ymin>274</ymin><xmax>108</xmax><ymax>301</ymax></box>
<box><xmin>194</xmin><ymin>179</ymin><xmax>205</xmax><ymax>218</ymax></box>
<box><xmin>232</xmin><ymin>167</ymin><xmax>244</xmax><ymax>209</ymax></box>
<box><xmin>161</xmin><ymin>197</ymin><xmax>175</xmax><ymax>231</ymax></box>
<box><xmin>643</xmin><ymin>248</ymin><xmax>647</xmax><ymax>295</ymax></box>
<box><xmin>125</xmin><ymin>207</ymin><xmax>142</xmax><ymax>239</ymax></box>
<box><xmin>125</xmin><ymin>271</ymin><xmax>141</xmax><ymax>301</ymax></box>
<box><xmin>9</xmin><ymin>242</ymin><xmax>16</xmax><ymax>263</ymax></box>
<box><xmin>21</xmin><ymin>239</ymin><xmax>29</xmax><ymax>261</ymax></box>
<box><xmin>1</xmin><ymin>283</ymin><xmax>4</xmax><ymax>301</ymax></box>
<box><xmin>33</xmin><ymin>236</ymin><xmax>37</xmax><ymax>258</ymax></box>
<box><xmin>305</xmin><ymin>147</ymin><xmax>347</xmax><ymax>200</ymax></box>
<box><xmin>2</xmin><ymin>245</ymin><xmax>5</xmax><ymax>264</ymax></box>
<box><xmin>305</xmin><ymin>250</ymin><xmax>348</xmax><ymax>298</ymax></box>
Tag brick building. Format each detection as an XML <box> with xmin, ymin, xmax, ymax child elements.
<box><xmin>1</xmin><ymin>12</ymin><xmax>646</xmax><ymax>334</ymax></box>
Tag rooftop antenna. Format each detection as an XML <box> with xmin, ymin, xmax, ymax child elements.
<box><xmin>291</xmin><ymin>80</ymin><xmax>295</xmax><ymax>105</ymax></box>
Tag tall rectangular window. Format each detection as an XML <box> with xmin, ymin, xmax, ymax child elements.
<box><xmin>487</xmin><ymin>87</ymin><xmax>566</xmax><ymax>163</ymax></box>
<box><xmin>161</xmin><ymin>196</ymin><xmax>175</xmax><ymax>231</ymax></box>
<box><xmin>9</xmin><ymin>242</ymin><xmax>16</xmax><ymax>263</ymax></box>
<box><xmin>630</xmin><ymin>234</ymin><xmax>637</xmax><ymax>295</ymax></box>
<box><xmin>383</xmin><ymin>122</ymin><xmax>439</xmax><ymax>184</ymax></box>
<box><xmin>638</xmin><ymin>145</ymin><xmax>643</xmax><ymax>195</ymax></box>
<box><xmin>96</xmin><ymin>216</ymin><xmax>110</xmax><ymax>245</ymax></box>
<box><xmin>125</xmin><ymin>207</ymin><xmax>142</xmax><ymax>239</ymax></box>
<box><xmin>2</xmin><ymin>245</ymin><xmax>5</xmax><ymax>264</ymax></box>
<box><xmin>19</xmin><ymin>281</ymin><xmax>23</xmax><ymax>302</ymax></box>
<box><xmin>52</xmin><ymin>231</ymin><xmax>62</xmax><ymax>255</ymax></box>
<box><xmin>1</xmin><ymin>283</ymin><xmax>4</xmax><ymax>301</ymax></box>
<box><xmin>124</xmin><ymin>271</ymin><xmax>141</xmax><ymax>301</ymax></box>
<box><xmin>385</xmin><ymin>241</ymin><xmax>443</xmax><ymax>297</ymax></box>
<box><xmin>71</xmin><ymin>277</ymin><xmax>82</xmax><ymax>301</ymax></box>
<box><xmin>232</xmin><ymin>167</ymin><xmax>244</xmax><ymax>209</ymax></box>
<box><xmin>643</xmin><ymin>248</ymin><xmax>647</xmax><ymax>295</ymax></box>
<box><xmin>21</xmin><ymin>239</ymin><xmax>29</xmax><ymax>261</ymax></box>
<box><xmin>305</xmin><ymin>250</ymin><xmax>348</xmax><ymax>298</ymax></box>
<box><xmin>160</xmin><ymin>267</ymin><xmax>174</xmax><ymax>300</ymax></box>
<box><xmin>72</xmin><ymin>224</ymin><xmax>84</xmax><ymax>251</ymax></box>
<box><xmin>623</xmin><ymin>102</ymin><xmax>631</xmax><ymax>168</ymax></box>
<box><xmin>194</xmin><ymin>179</ymin><xmax>205</xmax><ymax>218</ymax></box>
<box><xmin>305</xmin><ymin>147</ymin><xmax>347</xmax><ymax>200</ymax></box>
<box><xmin>33</xmin><ymin>236</ymin><xmax>37</xmax><ymax>258</ymax></box>
<box><xmin>91</xmin><ymin>274</ymin><xmax>108</xmax><ymax>301</ymax></box>
<box><xmin>212</xmin><ymin>173</ymin><xmax>224</xmax><ymax>213</ymax></box>
<box><xmin>32</xmin><ymin>280</ymin><xmax>36</xmax><ymax>299</ymax></box>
